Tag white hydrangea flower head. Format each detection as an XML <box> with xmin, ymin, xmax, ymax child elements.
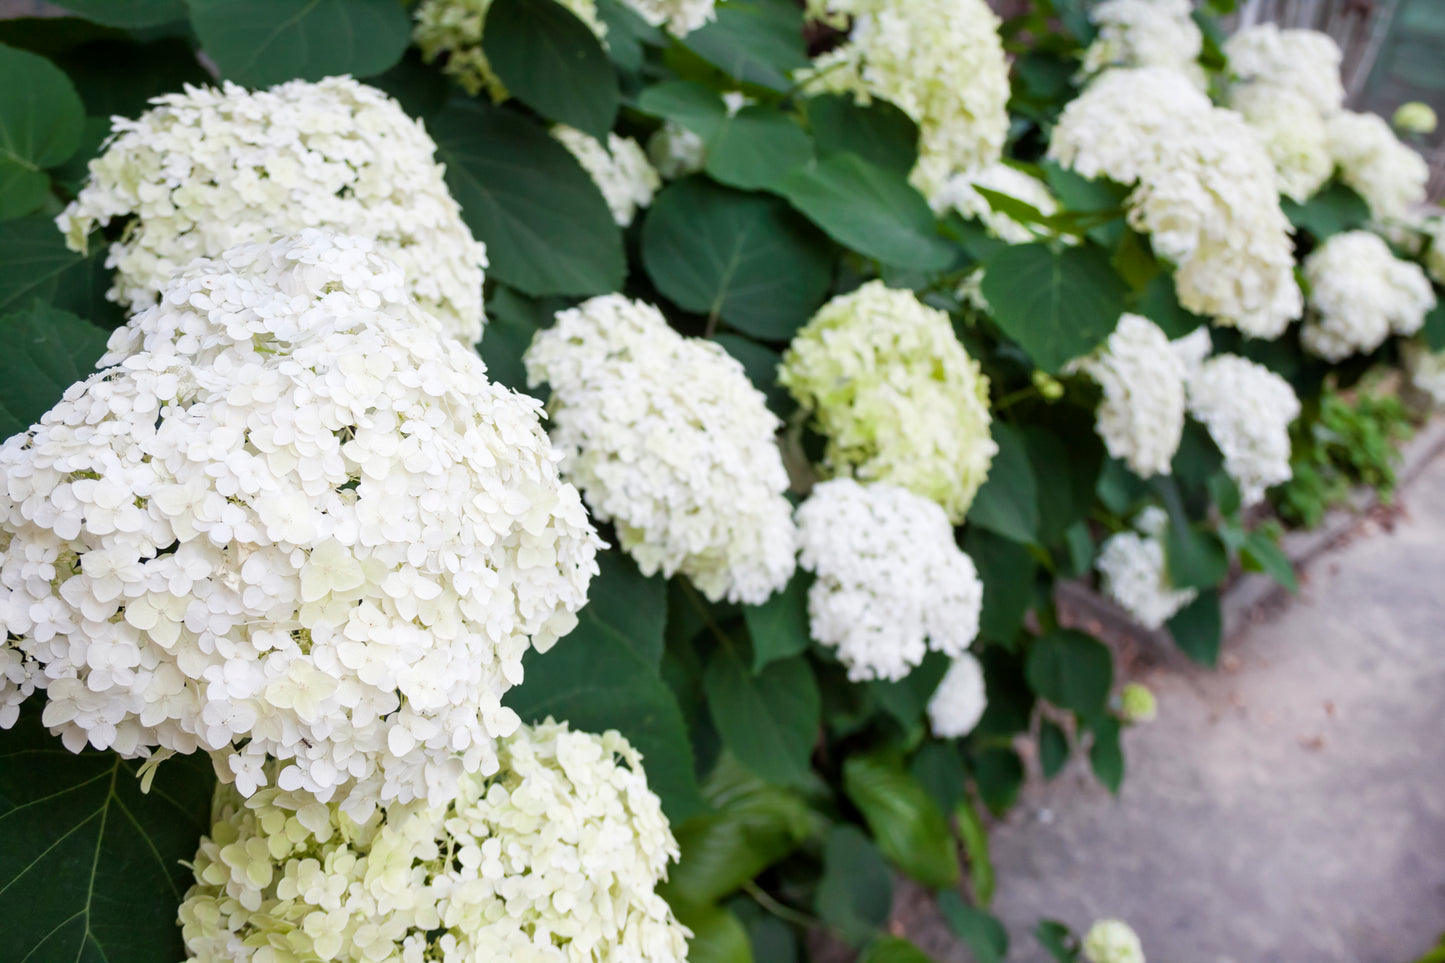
<box><xmin>1224</xmin><ymin>24</ymin><xmax>1344</xmax><ymax>116</ymax></box>
<box><xmin>648</xmin><ymin>123</ymin><xmax>708</xmax><ymax>179</ymax></box>
<box><xmin>622</xmin><ymin>0</ymin><xmax>716</xmax><ymax>34</ymax></box>
<box><xmin>796</xmin><ymin>480</ymin><xmax>982</xmax><ymax>682</ymax></box>
<box><xmin>1186</xmin><ymin>355</ymin><xmax>1301</xmax><ymax>505</ymax></box>
<box><xmin>927</xmin><ymin>652</ymin><xmax>987</xmax><ymax>738</ymax></box>
<box><xmin>551</xmin><ymin>125</ymin><xmax>661</xmax><ymax>228</ymax></box>
<box><xmin>1081</xmin><ymin>0</ymin><xmax>1205</xmax><ymax>88</ymax></box>
<box><xmin>1328</xmin><ymin>110</ymin><xmax>1429</xmax><ymax>222</ymax></box>
<box><xmin>1171</xmin><ymin>325</ymin><xmax>1213</xmax><ymax>376</ymax></box>
<box><xmin>780</xmin><ymin>280</ymin><xmax>996</xmax><ymax>522</ymax></box>
<box><xmin>1405</xmin><ymin>339</ymin><xmax>1445</xmax><ymax>407</ymax></box>
<box><xmin>1096</xmin><ymin>506</ymin><xmax>1196</xmax><ymax>630</ymax></box>
<box><xmin>1229</xmin><ymin>86</ymin><xmax>1333</xmax><ymax>202</ymax></box>
<box><xmin>415</xmin><ymin>0</ymin><xmax>608</xmax><ymax>98</ymax></box>
<box><xmin>179</xmin><ymin>719</ymin><xmax>690</xmax><ymax>963</ymax></box>
<box><xmin>930</xmin><ymin>162</ymin><xmax>1058</xmax><ymax>244</ymax></box>
<box><xmin>1301</xmin><ymin>230</ymin><xmax>1437</xmax><ymax>361</ymax></box>
<box><xmin>56</xmin><ymin>77</ymin><xmax>488</xmax><ymax>345</ymax></box>
<box><xmin>1083</xmin><ymin>919</ymin><xmax>1146</xmax><ymax>963</ymax></box>
<box><xmin>525</xmin><ymin>295</ymin><xmax>797</xmax><ymax>605</ymax></box>
<box><xmin>800</xmin><ymin>0</ymin><xmax>1010</xmax><ymax>194</ymax></box>
<box><xmin>1050</xmin><ymin>68</ymin><xmax>1302</xmax><ymax>339</ymax></box>
<box><xmin>0</xmin><ymin>233</ymin><xmax>600</xmax><ymax>814</ymax></box>
<box><xmin>1069</xmin><ymin>314</ymin><xmax>1187</xmax><ymax>479</ymax></box>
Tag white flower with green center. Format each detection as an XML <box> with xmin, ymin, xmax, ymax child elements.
<box><xmin>1301</xmin><ymin>230</ymin><xmax>1436</xmax><ymax>361</ymax></box>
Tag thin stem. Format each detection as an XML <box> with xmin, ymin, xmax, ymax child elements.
<box><xmin>993</xmin><ymin>385</ymin><xmax>1039</xmax><ymax>411</ymax></box>
<box><xmin>678</xmin><ymin>578</ymin><xmax>736</xmax><ymax>654</ymax></box>
<box><xmin>742</xmin><ymin>881</ymin><xmax>827</xmax><ymax>931</ymax></box>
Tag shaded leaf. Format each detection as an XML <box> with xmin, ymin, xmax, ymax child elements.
<box><xmin>0</xmin><ymin>216</ymin><xmax>120</xmax><ymax>324</ymax></box>
<box><xmin>705</xmin><ymin>649</ymin><xmax>819</xmax><ymax>785</ymax></box>
<box><xmin>705</xmin><ymin>105</ymin><xmax>813</xmax><ymax>191</ymax></box>
<box><xmin>1281</xmin><ymin>182</ymin><xmax>1370</xmax><ymax>240</ymax></box>
<box><xmin>54</xmin><ymin>0</ymin><xmax>185</xmax><ymax>27</ymax></box>
<box><xmin>816</xmin><ymin>824</ymin><xmax>893</xmax><ymax>946</ymax></box>
<box><xmin>1039</xmin><ymin>719</ymin><xmax>1069</xmax><ymax>780</ymax></box>
<box><xmin>967</xmin><ymin>422</ymin><xmax>1040</xmax><ymax>544</ymax></box>
<box><xmin>954</xmin><ymin>796</ymin><xmax>995</xmax><ymax>907</ymax></box>
<box><xmin>636</xmin><ymin>80</ymin><xmax>728</xmax><ymax>139</ymax></box>
<box><xmin>843</xmin><ymin>750</ymin><xmax>959</xmax><ymax>888</ymax></box>
<box><xmin>681</xmin><ymin>0</ymin><xmax>809</xmax><ymax>92</ymax></box>
<box><xmin>1088</xmin><ymin>715</ymin><xmax>1124</xmax><ymax>793</ymax></box>
<box><xmin>676</xmin><ymin>903</ymin><xmax>755</xmax><ymax>963</ymax></box>
<box><xmin>0</xmin><ymin>300</ymin><xmax>111</xmax><ymax>440</ymax></box>
<box><xmin>1025</xmin><ymin>630</ymin><xmax>1113</xmax><ymax>717</ymax></box>
<box><xmin>910</xmin><ymin>740</ymin><xmax>966</xmax><ymax>814</ymax></box>
<box><xmin>965</xmin><ymin>528</ymin><xmax>1036</xmax><ymax>645</ymax></box>
<box><xmin>807</xmin><ymin>93</ymin><xmax>918</xmax><ymax>175</ymax></box>
<box><xmin>0</xmin><ymin>42</ymin><xmax>85</xmax><ymax>219</ymax></box>
<box><xmin>483</xmin><ymin>0</ymin><xmax>619</xmax><ymax>140</ymax></box>
<box><xmin>742</xmin><ymin>569</ymin><xmax>811</xmax><ymax>672</ymax></box>
<box><xmin>581</xmin><ymin>549</ymin><xmax>668</xmax><ymax>667</ymax></box>
<box><xmin>1165</xmin><ymin>523</ymin><xmax>1228</xmax><ymax>590</ymax></box>
<box><xmin>938</xmin><ymin>892</ymin><xmax>1008</xmax><ymax>963</ymax></box>
<box><xmin>1167</xmin><ymin>588</ymin><xmax>1221</xmax><ymax>666</ymax></box>
<box><xmin>1240</xmin><ymin>529</ymin><xmax>1297</xmax><ymax>592</ymax></box>
<box><xmin>970</xmin><ymin>746</ymin><xmax>1023</xmax><ymax>815</ymax></box>
<box><xmin>862</xmin><ymin>937</ymin><xmax>937</xmax><ymax>963</ymax></box>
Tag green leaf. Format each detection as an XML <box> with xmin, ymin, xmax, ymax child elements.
<box><xmin>482</xmin><ymin>0</ymin><xmax>619</xmax><ymax>140</ymax></box>
<box><xmin>1424</xmin><ymin>301</ymin><xmax>1445</xmax><ymax>352</ymax></box>
<box><xmin>714</xmin><ymin>334</ymin><xmax>792</xmax><ymax>416</ymax></box>
<box><xmin>1240</xmin><ymin>529</ymin><xmax>1297</xmax><ymax>592</ymax></box>
<box><xmin>595</xmin><ymin>0</ymin><xmax>661</xmax><ymax>72</ymax></box>
<box><xmin>816</xmin><ymin>824</ymin><xmax>893</xmax><ymax>946</ymax></box>
<box><xmin>967</xmin><ymin>422</ymin><xmax>1040</xmax><ymax>544</ymax></box>
<box><xmin>0</xmin><ymin>216</ymin><xmax>119</xmax><ymax>324</ymax></box>
<box><xmin>188</xmin><ymin>0</ymin><xmax>409</xmax><ymax>87</ymax></box>
<box><xmin>954</xmin><ymin>796</ymin><xmax>995</xmax><ymax>907</ymax></box>
<box><xmin>1035</xmin><ymin>919</ymin><xmax>1081</xmax><ymax>962</ymax></box>
<box><xmin>704</xmin><ymin>105</ymin><xmax>813</xmax><ymax>191</ymax></box>
<box><xmin>1281</xmin><ymin>182</ymin><xmax>1370</xmax><ymax>240</ymax></box>
<box><xmin>681</xmin><ymin>0</ymin><xmax>809</xmax><ymax>92</ymax></box>
<box><xmin>0</xmin><ymin>704</ymin><xmax>216</xmax><ymax>963</ymax></box>
<box><xmin>57</xmin><ymin>37</ymin><xmax>209</xmax><ymax>122</ymax></box>
<box><xmin>745</xmin><ymin>915</ymin><xmax>798</xmax><ymax>963</ymax></box>
<box><xmin>1024</xmin><ymin>420</ymin><xmax>1103</xmax><ymax>545</ymax></box>
<box><xmin>862</xmin><ymin>937</ymin><xmax>937</xmax><ymax>963</ymax></box>
<box><xmin>1025</xmin><ymin>630</ymin><xmax>1113</xmax><ymax>717</ymax></box>
<box><xmin>1088</xmin><ymin>715</ymin><xmax>1124</xmax><ymax>793</ymax></box>
<box><xmin>980</xmin><ymin>242</ymin><xmax>1128</xmax><ymax>373</ymax></box>
<box><xmin>54</xmin><ymin>0</ymin><xmax>185</xmax><ymax>27</ymax></box>
<box><xmin>910</xmin><ymin>740</ymin><xmax>966</xmax><ymax>813</ymax></box>
<box><xmin>705</xmin><ymin>649</ymin><xmax>819</xmax><ymax>785</ymax></box>
<box><xmin>0</xmin><ymin>300</ymin><xmax>111</xmax><ymax>440</ymax></box>
<box><xmin>778</xmin><ymin>154</ymin><xmax>954</xmax><ymax>270</ymax></box>
<box><xmin>971</xmin><ymin>747</ymin><xmax>1023</xmax><ymax>815</ymax></box>
<box><xmin>1039</xmin><ymin>721</ymin><xmax>1069</xmax><ymax>782</ymax></box>
<box><xmin>965</xmin><ymin>528</ymin><xmax>1035</xmax><ymax>645</ymax></box>
<box><xmin>431</xmin><ymin>99</ymin><xmax>624</xmax><ymax>297</ymax></box>
<box><xmin>582</xmin><ymin>549</ymin><xmax>668</xmax><ymax>667</ymax></box>
<box><xmin>642</xmin><ymin>177</ymin><xmax>833</xmax><ymax>339</ymax></box>
<box><xmin>506</xmin><ymin>609</ymin><xmax>702</xmax><ymax>822</ymax></box>
<box><xmin>1167</xmin><ymin>588</ymin><xmax>1221</xmax><ymax>666</ymax></box>
<box><xmin>478</xmin><ymin>285</ymin><xmax>557</xmax><ymax>390</ymax></box>
<box><xmin>636</xmin><ymin>80</ymin><xmax>728</xmax><ymax>139</ymax></box>
<box><xmin>843</xmin><ymin>750</ymin><xmax>959</xmax><ymax>888</ymax></box>
<box><xmin>363</xmin><ymin>49</ymin><xmax>452</xmax><ymax>120</ymax></box>
<box><xmin>742</xmin><ymin>570</ymin><xmax>811</xmax><ymax>672</ymax></box>
<box><xmin>0</xmin><ymin>43</ymin><xmax>85</xmax><ymax>220</ymax></box>
<box><xmin>1164</xmin><ymin>523</ymin><xmax>1229</xmax><ymax>590</ymax></box>
<box><xmin>871</xmin><ymin>651</ymin><xmax>949</xmax><ymax>734</ymax></box>
<box><xmin>676</xmin><ymin>903</ymin><xmax>756</xmax><ymax>963</ymax></box>
<box><xmin>938</xmin><ymin>892</ymin><xmax>1008</xmax><ymax>963</ymax></box>
<box><xmin>1136</xmin><ymin>273</ymin><xmax>1205</xmax><ymax>339</ymax></box>
<box><xmin>807</xmin><ymin>93</ymin><xmax>918</xmax><ymax>175</ymax></box>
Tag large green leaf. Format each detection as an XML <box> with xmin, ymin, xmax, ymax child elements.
<box><xmin>1164</xmin><ymin>523</ymin><xmax>1229</xmax><ymax>590</ymax></box>
<box><xmin>187</xmin><ymin>0</ymin><xmax>410</xmax><ymax>87</ymax></box>
<box><xmin>861</xmin><ymin>937</ymin><xmax>937</xmax><ymax>963</ymax></box>
<box><xmin>579</xmin><ymin>549</ymin><xmax>668</xmax><ymax>667</ymax></box>
<box><xmin>967</xmin><ymin>422</ymin><xmax>1040</xmax><ymax>544</ymax></box>
<box><xmin>482</xmin><ymin>0</ymin><xmax>618</xmax><ymax>140</ymax></box>
<box><xmin>1281</xmin><ymin>182</ymin><xmax>1370</xmax><ymax>240</ymax></box>
<box><xmin>54</xmin><ymin>0</ymin><xmax>186</xmax><ymax>27</ymax></box>
<box><xmin>971</xmin><ymin>746</ymin><xmax>1023</xmax><ymax>815</ymax></box>
<box><xmin>704</xmin><ymin>648</ymin><xmax>819</xmax><ymax>785</ymax></box>
<box><xmin>980</xmin><ymin>242</ymin><xmax>1128</xmax><ymax>372</ymax></box>
<box><xmin>0</xmin><ymin>43</ymin><xmax>85</xmax><ymax>220</ymax></box>
<box><xmin>938</xmin><ymin>892</ymin><xmax>1008</xmax><ymax>963</ymax></box>
<box><xmin>742</xmin><ymin>570</ymin><xmax>811</xmax><ymax>672</ymax></box>
<box><xmin>778</xmin><ymin>154</ymin><xmax>954</xmax><ymax>270</ymax></box>
<box><xmin>842</xmin><ymin>750</ymin><xmax>959</xmax><ymax>888</ymax></box>
<box><xmin>635</xmin><ymin>80</ymin><xmax>729</xmax><ymax>139</ymax></box>
<box><xmin>0</xmin><ymin>301</ymin><xmax>111</xmax><ymax>440</ymax></box>
<box><xmin>479</xmin><ymin>285</ymin><xmax>558</xmax><ymax>392</ymax></box>
<box><xmin>0</xmin><ymin>705</ymin><xmax>216</xmax><ymax>963</ymax></box>
<box><xmin>676</xmin><ymin>903</ymin><xmax>756</xmax><ymax>963</ymax></box>
<box><xmin>0</xmin><ymin>216</ymin><xmax>120</xmax><ymax>324</ymax></box>
<box><xmin>56</xmin><ymin>38</ymin><xmax>207</xmax><ymax>122</ymax></box>
<box><xmin>1088</xmin><ymin>715</ymin><xmax>1125</xmax><ymax>793</ymax></box>
<box><xmin>816</xmin><ymin>824</ymin><xmax>893</xmax><ymax>946</ymax></box>
<box><xmin>681</xmin><ymin>0</ymin><xmax>809</xmax><ymax>92</ymax></box>
<box><xmin>807</xmin><ymin>93</ymin><xmax>918</xmax><ymax>175</ymax></box>
<box><xmin>642</xmin><ymin>177</ymin><xmax>833</xmax><ymax>339</ymax></box>
<box><xmin>1039</xmin><ymin>719</ymin><xmax>1069</xmax><ymax>780</ymax></box>
<box><xmin>1024</xmin><ymin>630</ymin><xmax>1113</xmax><ymax>718</ymax></box>
<box><xmin>1167</xmin><ymin>588</ymin><xmax>1221</xmax><ymax>666</ymax></box>
<box><xmin>431</xmin><ymin>99</ymin><xmax>624</xmax><ymax>297</ymax></box>
<box><xmin>713</xmin><ymin>334</ymin><xmax>792</xmax><ymax>415</ymax></box>
<box><xmin>965</xmin><ymin>528</ymin><xmax>1036</xmax><ymax>645</ymax></box>
<box><xmin>704</xmin><ymin>105</ymin><xmax>813</xmax><ymax>191</ymax></box>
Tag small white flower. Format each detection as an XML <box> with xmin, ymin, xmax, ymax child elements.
<box><xmin>1083</xmin><ymin>919</ymin><xmax>1146</xmax><ymax>963</ymax></box>
<box><xmin>1186</xmin><ymin>355</ymin><xmax>1300</xmax><ymax>506</ymax></box>
<box><xmin>1097</xmin><ymin>506</ymin><xmax>1196</xmax><ymax>631</ymax></box>
<box><xmin>927</xmin><ymin>653</ymin><xmax>987</xmax><ymax>738</ymax></box>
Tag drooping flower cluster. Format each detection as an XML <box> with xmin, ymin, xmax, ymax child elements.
<box><xmin>795</xmin><ymin>480</ymin><xmax>981</xmax><ymax>682</ymax></box>
<box><xmin>525</xmin><ymin>295</ymin><xmax>796</xmax><ymax>605</ymax></box>
<box><xmin>930</xmin><ymin>162</ymin><xmax>1058</xmax><ymax>244</ymax></box>
<box><xmin>1069</xmin><ymin>314</ymin><xmax>1188</xmax><ymax>479</ymax></box>
<box><xmin>800</xmin><ymin>0</ymin><xmax>1010</xmax><ymax>195</ymax></box>
<box><xmin>927</xmin><ymin>652</ymin><xmax>987</xmax><ymax>738</ymax></box>
<box><xmin>1083</xmin><ymin>919</ymin><xmax>1147</xmax><ymax>963</ymax></box>
<box><xmin>179</xmin><ymin>719</ymin><xmax>690</xmax><ymax>963</ymax></box>
<box><xmin>1049</xmin><ymin>68</ymin><xmax>1301</xmax><ymax>338</ymax></box>
<box><xmin>779</xmin><ymin>281</ymin><xmax>996</xmax><ymax>522</ymax></box>
<box><xmin>1096</xmin><ymin>507</ymin><xmax>1196</xmax><ymax>631</ymax></box>
<box><xmin>1301</xmin><ymin>230</ymin><xmax>1436</xmax><ymax>361</ymax></box>
<box><xmin>552</xmin><ymin>125</ymin><xmax>661</xmax><ymax>228</ymax></box>
<box><xmin>0</xmin><ymin>233</ymin><xmax>600</xmax><ymax>814</ymax></box>
<box><xmin>1081</xmin><ymin>0</ymin><xmax>1204</xmax><ymax>87</ymax></box>
<box><xmin>1186</xmin><ymin>353</ymin><xmax>1301</xmax><ymax>506</ymax></box>
<box><xmin>1224</xmin><ymin>24</ymin><xmax>1345</xmax><ymax>116</ymax></box>
<box><xmin>56</xmin><ymin>77</ymin><xmax>488</xmax><ymax>345</ymax></box>
<box><xmin>1327</xmin><ymin>109</ymin><xmax>1431</xmax><ymax>222</ymax></box>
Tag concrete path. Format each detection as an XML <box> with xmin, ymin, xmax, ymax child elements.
<box><xmin>983</xmin><ymin>451</ymin><xmax>1445</xmax><ymax>962</ymax></box>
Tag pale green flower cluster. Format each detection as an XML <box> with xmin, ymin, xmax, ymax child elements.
<box><xmin>179</xmin><ymin>719</ymin><xmax>690</xmax><ymax>963</ymax></box>
<box><xmin>414</xmin><ymin>0</ymin><xmax>608</xmax><ymax>99</ymax></box>
<box><xmin>1083</xmin><ymin>919</ymin><xmax>1146</xmax><ymax>963</ymax></box>
<box><xmin>1081</xmin><ymin>0</ymin><xmax>1205</xmax><ymax>88</ymax></box>
<box><xmin>780</xmin><ymin>281</ymin><xmax>997</xmax><ymax>522</ymax></box>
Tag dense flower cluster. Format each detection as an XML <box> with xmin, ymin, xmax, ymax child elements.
<box><xmin>1083</xmin><ymin>919</ymin><xmax>1147</xmax><ymax>963</ymax></box>
<box><xmin>1069</xmin><ymin>314</ymin><xmax>1188</xmax><ymax>478</ymax></box>
<box><xmin>779</xmin><ymin>281</ymin><xmax>996</xmax><ymax>522</ymax></box>
<box><xmin>0</xmin><ymin>234</ymin><xmax>599</xmax><ymax>813</ymax></box>
<box><xmin>525</xmin><ymin>295</ymin><xmax>796</xmax><ymax>604</ymax></box>
<box><xmin>1405</xmin><ymin>340</ymin><xmax>1445</xmax><ymax>407</ymax></box>
<box><xmin>1081</xmin><ymin>0</ymin><xmax>1204</xmax><ymax>87</ymax></box>
<box><xmin>1224</xmin><ymin>24</ymin><xmax>1344</xmax><ymax>116</ymax></box>
<box><xmin>551</xmin><ymin>125</ymin><xmax>660</xmax><ymax>227</ymax></box>
<box><xmin>1301</xmin><ymin>231</ymin><xmax>1436</xmax><ymax>361</ymax></box>
<box><xmin>56</xmin><ymin>77</ymin><xmax>488</xmax><ymax>345</ymax></box>
<box><xmin>1097</xmin><ymin>507</ymin><xmax>1196</xmax><ymax>631</ymax></box>
<box><xmin>1228</xmin><ymin>86</ymin><xmax>1333</xmax><ymax>202</ymax></box>
<box><xmin>179</xmin><ymin>719</ymin><xmax>689</xmax><ymax>963</ymax></box>
<box><xmin>930</xmin><ymin>162</ymin><xmax>1057</xmax><ymax>243</ymax></box>
<box><xmin>1186</xmin><ymin>353</ymin><xmax>1301</xmax><ymax>505</ymax></box>
<box><xmin>1050</xmin><ymin>68</ymin><xmax>1301</xmax><ymax>338</ymax></box>
<box><xmin>927</xmin><ymin>652</ymin><xmax>987</xmax><ymax>738</ymax></box>
<box><xmin>800</xmin><ymin>0</ymin><xmax>1010</xmax><ymax>194</ymax></box>
<box><xmin>1327</xmin><ymin>110</ymin><xmax>1430</xmax><ymax>222</ymax></box>
<box><xmin>795</xmin><ymin>480</ymin><xmax>981</xmax><ymax>682</ymax></box>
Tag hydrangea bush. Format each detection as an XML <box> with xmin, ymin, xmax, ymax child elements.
<box><xmin>0</xmin><ymin>0</ymin><xmax>1439</xmax><ymax>961</ymax></box>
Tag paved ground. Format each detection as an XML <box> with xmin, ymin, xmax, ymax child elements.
<box><xmin>978</xmin><ymin>450</ymin><xmax>1445</xmax><ymax>962</ymax></box>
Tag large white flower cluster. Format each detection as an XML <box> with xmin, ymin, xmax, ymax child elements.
<box><xmin>1081</xmin><ymin>0</ymin><xmax>1204</xmax><ymax>87</ymax></box>
<box><xmin>779</xmin><ymin>281</ymin><xmax>996</xmax><ymax>522</ymax></box>
<box><xmin>1083</xmin><ymin>919</ymin><xmax>1147</xmax><ymax>963</ymax></box>
<box><xmin>800</xmin><ymin>0</ymin><xmax>1010</xmax><ymax>194</ymax></box>
<box><xmin>795</xmin><ymin>480</ymin><xmax>981</xmax><ymax>682</ymax></box>
<box><xmin>1327</xmin><ymin>110</ymin><xmax>1430</xmax><ymax>222</ymax></box>
<box><xmin>1069</xmin><ymin>314</ymin><xmax>1188</xmax><ymax>479</ymax></box>
<box><xmin>1050</xmin><ymin>68</ymin><xmax>1301</xmax><ymax>339</ymax></box>
<box><xmin>930</xmin><ymin>162</ymin><xmax>1058</xmax><ymax>244</ymax></box>
<box><xmin>552</xmin><ymin>125</ymin><xmax>661</xmax><ymax>228</ymax></box>
<box><xmin>179</xmin><ymin>719</ymin><xmax>689</xmax><ymax>963</ymax></box>
<box><xmin>1405</xmin><ymin>339</ymin><xmax>1445</xmax><ymax>407</ymax></box>
<box><xmin>1228</xmin><ymin>86</ymin><xmax>1333</xmax><ymax>202</ymax></box>
<box><xmin>525</xmin><ymin>295</ymin><xmax>796</xmax><ymax>605</ymax></box>
<box><xmin>0</xmin><ymin>233</ymin><xmax>600</xmax><ymax>814</ymax></box>
<box><xmin>1224</xmin><ymin>24</ymin><xmax>1344</xmax><ymax>116</ymax></box>
<box><xmin>1186</xmin><ymin>352</ymin><xmax>1301</xmax><ymax>506</ymax></box>
<box><xmin>1096</xmin><ymin>507</ymin><xmax>1196</xmax><ymax>631</ymax></box>
<box><xmin>56</xmin><ymin>77</ymin><xmax>488</xmax><ymax>345</ymax></box>
<box><xmin>1301</xmin><ymin>230</ymin><xmax>1436</xmax><ymax>361</ymax></box>
<box><xmin>927</xmin><ymin>652</ymin><xmax>987</xmax><ymax>738</ymax></box>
